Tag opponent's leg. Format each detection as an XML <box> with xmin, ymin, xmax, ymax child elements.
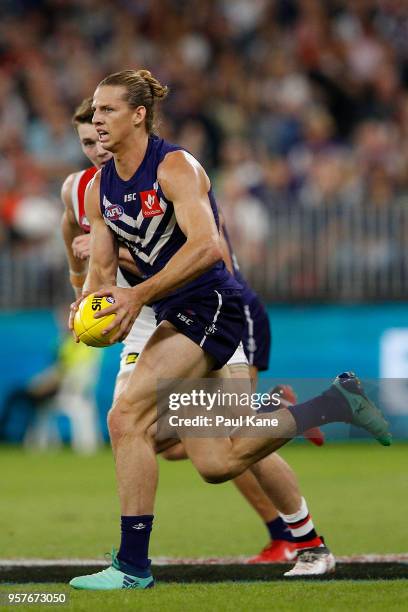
<box><xmin>228</xmin><ymin>365</ymin><xmax>308</xmax><ymax>519</ymax></box>
<box><xmin>233</xmin><ymin>470</ymin><xmax>279</xmax><ymax>524</ymax></box>
<box><xmin>230</xmin><ymin>298</ymin><xmax>326</xmax><ymax>562</ymax></box>
<box><xmin>232</xmin><ymin>469</ymin><xmax>297</xmax><ymax>562</ymax></box>
<box><xmin>230</xmin><ymin>370</ymin><xmax>327</xmax><ymax>563</ymax></box>
<box><xmin>225</xmin><ymin>362</ymin><xmax>296</xmax><ymax>558</ymax></box>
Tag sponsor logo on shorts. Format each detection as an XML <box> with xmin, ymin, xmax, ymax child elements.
<box><xmin>140</xmin><ymin>190</ymin><xmax>164</xmax><ymax>218</ymax></box>
<box><xmin>104</xmin><ymin>204</ymin><xmax>124</xmax><ymax>220</ymax></box>
<box><xmin>205</xmin><ymin>323</ymin><xmax>217</xmax><ymax>335</ymax></box>
<box><xmin>125</xmin><ymin>353</ymin><xmax>139</xmax><ymax>365</ymax></box>
<box><xmin>177</xmin><ymin>313</ymin><xmax>194</xmax><ymax>326</ymax></box>
<box><xmin>177</xmin><ymin>312</ymin><xmax>194</xmax><ymax>325</ymax></box>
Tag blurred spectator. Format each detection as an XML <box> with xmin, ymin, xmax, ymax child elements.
<box><xmin>0</xmin><ymin>0</ymin><xmax>407</xmax><ymax>302</ymax></box>
<box><xmin>2</xmin><ymin>327</ymin><xmax>102</xmax><ymax>453</ymax></box>
<box><xmin>27</xmin><ymin>106</ymin><xmax>82</xmax><ymax>178</ymax></box>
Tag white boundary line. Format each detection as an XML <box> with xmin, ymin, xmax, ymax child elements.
<box><xmin>0</xmin><ymin>554</ymin><xmax>407</xmax><ymax>567</ymax></box>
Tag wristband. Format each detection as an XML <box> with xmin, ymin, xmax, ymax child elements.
<box><xmin>69</xmin><ymin>269</ymin><xmax>87</xmax><ymax>277</ymax></box>
<box><xmin>69</xmin><ymin>270</ymin><xmax>86</xmax><ymax>289</ymax></box>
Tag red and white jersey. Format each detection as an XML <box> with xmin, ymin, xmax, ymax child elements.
<box><xmin>71</xmin><ymin>166</ymin><xmax>98</xmax><ymax>232</ymax></box>
<box><xmin>70</xmin><ymin>166</ymin><xmax>158</xmax><ymax>360</ymax></box>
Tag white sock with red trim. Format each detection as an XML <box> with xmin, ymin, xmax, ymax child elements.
<box><xmin>280</xmin><ymin>497</ymin><xmax>324</xmax><ymax>550</ymax></box>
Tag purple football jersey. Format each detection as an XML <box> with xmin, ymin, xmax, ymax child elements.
<box><xmin>100</xmin><ymin>136</ymin><xmax>240</xmax><ymax>309</ymax></box>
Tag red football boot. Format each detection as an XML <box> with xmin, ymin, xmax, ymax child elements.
<box><xmin>303</xmin><ymin>426</ymin><xmax>325</xmax><ymax>446</ymax></box>
<box><xmin>270</xmin><ymin>385</ymin><xmax>325</xmax><ymax>447</ymax></box>
<box><xmin>247</xmin><ymin>540</ymin><xmax>297</xmax><ymax>564</ymax></box>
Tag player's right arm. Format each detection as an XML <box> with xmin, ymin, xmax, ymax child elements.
<box><xmin>82</xmin><ymin>171</ymin><xmax>118</xmax><ymax>294</ymax></box>
<box><xmin>61</xmin><ymin>173</ymin><xmax>88</xmax><ymax>299</ymax></box>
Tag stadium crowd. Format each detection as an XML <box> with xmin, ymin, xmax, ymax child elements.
<box><xmin>0</xmin><ymin>0</ymin><xmax>408</xmax><ymax>300</ymax></box>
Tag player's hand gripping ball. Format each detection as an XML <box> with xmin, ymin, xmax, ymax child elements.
<box><xmin>73</xmin><ymin>293</ymin><xmax>118</xmax><ymax>347</ymax></box>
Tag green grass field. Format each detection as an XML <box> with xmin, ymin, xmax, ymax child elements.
<box><xmin>1</xmin><ymin>582</ymin><xmax>407</xmax><ymax>612</ymax></box>
<box><xmin>1</xmin><ymin>442</ymin><xmax>407</xmax><ymax>610</ymax></box>
<box><xmin>1</xmin><ymin>442</ymin><xmax>406</xmax><ymax>558</ymax></box>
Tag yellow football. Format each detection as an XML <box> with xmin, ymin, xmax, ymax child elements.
<box><xmin>73</xmin><ymin>293</ymin><xmax>118</xmax><ymax>347</ymax></box>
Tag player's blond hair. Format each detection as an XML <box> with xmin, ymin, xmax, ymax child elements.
<box><xmin>72</xmin><ymin>97</ymin><xmax>93</xmax><ymax>128</ymax></box>
<box><xmin>98</xmin><ymin>69</ymin><xmax>169</xmax><ymax>134</ymax></box>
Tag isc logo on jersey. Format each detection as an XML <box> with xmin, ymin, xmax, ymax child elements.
<box><xmin>104</xmin><ymin>204</ymin><xmax>124</xmax><ymax>220</ymax></box>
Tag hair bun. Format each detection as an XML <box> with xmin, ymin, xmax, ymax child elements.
<box><xmin>136</xmin><ymin>69</ymin><xmax>169</xmax><ymax>100</ymax></box>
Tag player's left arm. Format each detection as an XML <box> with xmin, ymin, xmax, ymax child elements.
<box><xmin>137</xmin><ymin>150</ymin><xmax>223</xmax><ymax>303</ymax></box>
<box><xmin>60</xmin><ymin>173</ymin><xmax>88</xmax><ymax>298</ymax></box>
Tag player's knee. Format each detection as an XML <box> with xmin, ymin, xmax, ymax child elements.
<box><xmin>200</xmin><ymin>468</ymin><xmax>232</xmax><ymax>484</ymax></box>
<box><xmin>108</xmin><ymin>398</ymin><xmax>147</xmax><ymax>442</ymax></box>
<box><xmin>196</xmin><ymin>458</ymin><xmax>234</xmax><ymax>484</ymax></box>
<box><xmin>108</xmin><ymin>407</ymin><xmax>130</xmax><ymax>442</ymax></box>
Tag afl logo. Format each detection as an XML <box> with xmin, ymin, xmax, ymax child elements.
<box><xmin>105</xmin><ymin>204</ymin><xmax>124</xmax><ymax>220</ymax></box>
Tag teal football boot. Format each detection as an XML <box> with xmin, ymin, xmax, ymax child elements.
<box><xmin>69</xmin><ymin>549</ymin><xmax>154</xmax><ymax>590</ymax></box>
<box><xmin>332</xmin><ymin>372</ymin><xmax>391</xmax><ymax>446</ymax></box>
